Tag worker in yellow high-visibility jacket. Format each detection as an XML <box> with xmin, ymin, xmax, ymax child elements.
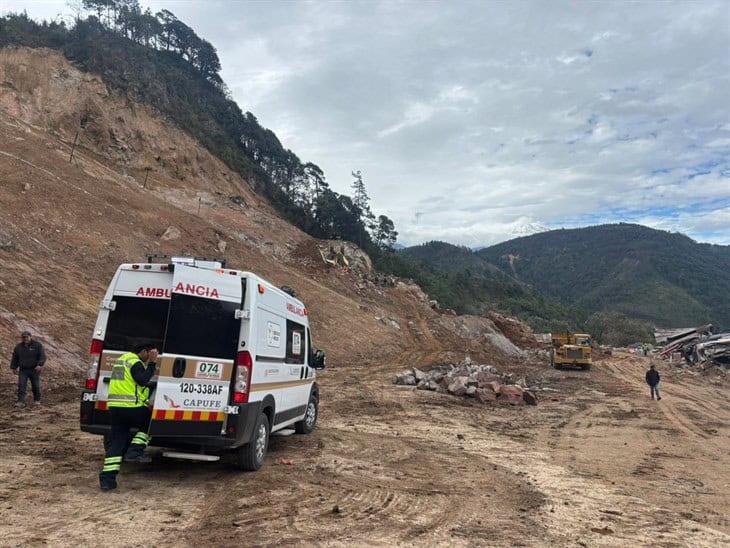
<box><xmin>99</xmin><ymin>343</ymin><xmax>158</xmax><ymax>491</ymax></box>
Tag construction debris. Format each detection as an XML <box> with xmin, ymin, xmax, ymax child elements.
<box><xmin>394</xmin><ymin>360</ymin><xmax>538</xmax><ymax>406</ymax></box>
<box><xmin>658</xmin><ymin>324</ymin><xmax>730</xmax><ymax>368</ymax></box>
<box><xmin>695</xmin><ymin>335</ymin><xmax>730</xmax><ymax>367</ymax></box>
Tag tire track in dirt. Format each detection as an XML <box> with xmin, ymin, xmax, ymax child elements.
<box><xmin>605</xmin><ymin>357</ymin><xmax>717</xmax><ymax>442</ymax></box>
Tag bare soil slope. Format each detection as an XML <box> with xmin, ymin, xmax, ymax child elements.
<box><xmin>0</xmin><ymin>48</ymin><xmax>728</xmax><ymax>546</ymax></box>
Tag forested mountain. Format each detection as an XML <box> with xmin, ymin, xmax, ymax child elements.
<box><xmin>397</xmin><ymin>242</ymin><xmax>576</xmax><ymax>332</ymax></box>
<box><xmin>478</xmin><ymin>224</ymin><xmax>730</xmax><ymax>329</ymax></box>
<box><xmin>398</xmin><ymin>225</ymin><xmax>729</xmax><ymax>341</ymax></box>
<box><xmin>400</xmin><ymin>241</ymin><xmax>498</xmax><ymax>274</ymax></box>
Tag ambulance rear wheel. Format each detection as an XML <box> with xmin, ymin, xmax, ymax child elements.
<box><xmin>295</xmin><ymin>394</ymin><xmax>318</xmax><ymax>434</ymax></box>
<box><xmin>236</xmin><ymin>412</ymin><xmax>269</xmax><ymax>471</ymax></box>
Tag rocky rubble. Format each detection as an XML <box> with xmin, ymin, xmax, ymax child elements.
<box><xmin>395</xmin><ymin>360</ymin><xmax>538</xmax><ymax>406</ymax></box>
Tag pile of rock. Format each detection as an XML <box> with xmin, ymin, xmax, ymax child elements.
<box><xmin>394</xmin><ymin>361</ymin><xmax>538</xmax><ymax>406</ymax></box>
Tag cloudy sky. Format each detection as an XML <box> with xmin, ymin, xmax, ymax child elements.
<box><xmin>4</xmin><ymin>1</ymin><xmax>730</xmax><ymax>246</ymax></box>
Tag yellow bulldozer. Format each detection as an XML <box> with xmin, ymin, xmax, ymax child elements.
<box><xmin>551</xmin><ymin>332</ymin><xmax>592</xmax><ymax>370</ymax></box>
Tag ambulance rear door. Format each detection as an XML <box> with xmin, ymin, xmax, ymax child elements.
<box><xmin>95</xmin><ymin>268</ymin><xmax>172</xmax><ymax>408</ymax></box>
<box><xmin>149</xmin><ymin>264</ymin><xmax>244</xmax><ymax>438</ymax></box>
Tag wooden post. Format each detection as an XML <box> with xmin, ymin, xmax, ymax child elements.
<box><xmin>198</xmin><ymin>197</ymin><xmax>201</xmax><ymax>215</ymax></box>
<box><xmin>143</xmin><ymin>167</ymin><xmax>151</xmax><ymax>188</ymax></box>
<box><xmin>69</xmin><ymin>131</ymin><xmax>79</xmax><ymax>163</ymax></box>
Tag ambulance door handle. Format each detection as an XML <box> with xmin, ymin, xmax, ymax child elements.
<box><xmin>173</xmin><ymin>358</ymin><xmax>187</xmax><ymax>378</ymax></box>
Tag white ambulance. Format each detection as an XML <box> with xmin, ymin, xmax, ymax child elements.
<box><xmin>80</xmin><ymin>257</ymin><xmax>325</xmax><ymax>470</ymax></box>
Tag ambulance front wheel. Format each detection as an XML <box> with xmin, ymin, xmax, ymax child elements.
<box><xmin>235</xmin><ymin>412</ymin><xmax>270</xmax><ymax>471</ymax></box>
<box><xmin>295</xmin><ymin>394</ymin><xmax>318</xmax><ymax>435</ymax></box>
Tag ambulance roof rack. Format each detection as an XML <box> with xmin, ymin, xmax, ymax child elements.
<box><xmin>280</xmin><ymin>285</ymin><xmax>297</xmax><ymax>298</ymax></box>
<box><xmin>146</xmin><ymin>254</ymin><xmax>227</xmax><ymax>269</ymax></box>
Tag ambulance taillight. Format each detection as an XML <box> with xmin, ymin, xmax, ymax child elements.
<box><xmin>233</xmin><ymin>351</ymin><xmax>253</xmax><ymax>404</ymax></box>
<box><xmin>85</xmin><ymin>339</ymin><xmax>104</xmax><ymax>390</ymax></box>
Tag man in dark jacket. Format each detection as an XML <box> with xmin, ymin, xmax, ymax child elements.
<box><xmin>645</xmin><ymin>364</ymin><xmax>661</xmax><ymax>400</ymax></box>
<box><xmin>11</xmin><ymin>330</ymin><xmax>46</xmax><ymax>407</ymax></box>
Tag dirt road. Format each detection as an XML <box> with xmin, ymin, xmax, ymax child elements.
<box><xmin>0</xmin><ymin>351</ymin><xmax>727</xmax><ymax>547</ymax></box>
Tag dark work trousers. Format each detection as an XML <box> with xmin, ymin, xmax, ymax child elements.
<box><xmin>17</xmin><ymin>369</ymin><xmax>41</xmax><ymax>403</ymax></box>
<box><xmin>100</xmin><ymin>406</ymin><xmax>152</xmax><ymax>480</ymax></box>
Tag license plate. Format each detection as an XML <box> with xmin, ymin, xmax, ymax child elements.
<box><xmin>179</xmin><ymin>382</ymin><xmax>224</xmax><ymax>395</ymax></box>
<box><xmin>153</xmin><ymin>378</ymin><xmax>229</xmax><ymax>412</ymax></box>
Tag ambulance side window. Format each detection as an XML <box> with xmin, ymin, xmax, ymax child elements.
<box><xmin>285</xmin><ymin>320</ymin><xmax>305</xmax><ymax>364</ymax></box>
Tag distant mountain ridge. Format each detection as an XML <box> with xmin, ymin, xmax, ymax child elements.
<box><xmin>400</xmin><ymin>224</ymin><xmax>730</xmax><ymax>331</ymax></box>
<box><xmin>397</xmin><ymin>241</ymin><xmax>575</xmax><ymax>331</ymax></box>
<box><xmin>478</xmin><ymin>224</ymin><xmax>730</xmax><ymax>329</ymax></box>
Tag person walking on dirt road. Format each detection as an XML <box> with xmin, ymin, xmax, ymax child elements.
<box><xmin>10</xmin><ymin>330</ymin><xmax>46</xmax><ymax>408</ymax></box>
<box><xmin>645</xmin><ymin>364</ymin><xmax>661</xmax><ymax>401</ymax></box>
<box><xmin>99</xmin><ymin>343</ymin><xmax>158</xmax><ymax>491</ymax></box>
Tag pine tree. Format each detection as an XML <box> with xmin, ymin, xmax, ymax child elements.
<box><xmin>350</xmin><ymin>170</ymin><xmax>376</xmax><ymax>234</ymax></box>
<box><xmin>375</xmin><ymin>215</ymin><xmax>398</xmax><ymax>250</ymax></box>
<box><xmin>351</xmin><ymin>170</ymin><xmax>368</xmax><ymax>211</ymax></box>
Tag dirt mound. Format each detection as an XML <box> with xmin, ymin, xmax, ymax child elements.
<box><xmin>435</xmin><ymin>314</ymin><xmax>524</xmax><ymax>360</ymax></box>
<box><xmin>487</xmin><ymin>311</ymin><xmax>540</xmax><ymax>349</ymax></box>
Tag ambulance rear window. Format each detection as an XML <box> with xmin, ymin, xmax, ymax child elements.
<box><xmin>104</xmin><ymin>296</ymin><xmax>169</xmax><ymax>352</ymax></box>
<box><xmin>163</xmin><ymin>294</ymin><xmax>239</xmax><ymax>360</ymax></box>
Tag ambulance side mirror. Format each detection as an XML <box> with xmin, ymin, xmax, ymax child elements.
<box><xmin>312</xmin><ymin>350</ymin><xmax>326</xmax><ymax>370</ymax></box>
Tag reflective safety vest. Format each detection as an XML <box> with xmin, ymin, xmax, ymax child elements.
<box><xmin>108</xmin><ymin>352</ymin><xmax>150</xmax><ymax>408</ymax></box>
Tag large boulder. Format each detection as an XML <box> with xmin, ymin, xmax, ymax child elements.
<box><xmin>447</xmin><ymin>376</ymin><xmax>470</xmax><ymax>396</ymax></box>
<box><xmin>395</xmin><ymin>373</ymin><xmax>416</xmax><ymax>386</ymax></box>
<box><xmin>498</xmin><ymin>385</ymin><xmax>525</xmax><ymax>405</ymax></box>
<box><xmin>475</xmin><ymin>372</ymin><xmax>501</xmax><ymax>386</ymax></box>
<box><xmin>161</xmin><ymin>225</ymin><xmax>181</xmax><ymax>241</ymax></box>
<box><xmin>417</xmin><ymin>379</ymin><xmax>440</xmax><ymax>391</ymax></box>
<box><xmin>475</xmin><ymin>389</ymin><xmax>497</xmax><ymax>403</ymax></box>
<box><xmin>413</xmin><ymin>368</ymin><xmax>427</xmax><ymax>382</ymax></box>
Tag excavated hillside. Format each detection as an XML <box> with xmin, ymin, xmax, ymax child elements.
<box><xmin>0</xmin><ymin>48</ymin><xmax>728</xmax><ymax>547</ymax></box>
<box><xmin>0</xmin><ymin>47</ymin><xmax>525</xmax><ymax>378</ymax></box>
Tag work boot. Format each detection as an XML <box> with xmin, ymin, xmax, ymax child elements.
<box><xmin>657</xmin><ymin>397</ymin><xmax>662</xmax><ymax>401</ymax></box>
<box><xmin>14</xmin><ymin>401</ymin><xmax>26</xmax><ymax>408</ymax></box>
<box><xmin>33</xmin><ymin>401</ymin><xmax>41</xmax><ymax>406</ymax></box>
<box><xmin>124</xmin><ymin>445</ymin><xmax>152</xmax><ymax>464</ymax></box>
<box><xmin>124</xmin><ymin>454</ymin><xmax>152</xmax><ymax>464</ymax></box>
<box><xmin>99</xmin><ymin>475</ymin><xmax>117</xmax><ymax>491</ymax></box>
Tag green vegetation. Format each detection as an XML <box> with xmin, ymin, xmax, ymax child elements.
<box><xmin>584</xmin><ymin>312</ymin><xmax>654</xmax><ymax>347</ymax></box>
<box><xmin>400</xmin><ymin>225</ymin><xmax>730</xmax><ymax>342</ymax></box>
<box><xmin>478</xmin><ymin>224</ymin><xmax>730</xmax><ymax>330</ymax></box>
<box><xmin>397</xmin><ymin>242</ymin><xmax>577</xmax><ymax>333</ymax></box>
